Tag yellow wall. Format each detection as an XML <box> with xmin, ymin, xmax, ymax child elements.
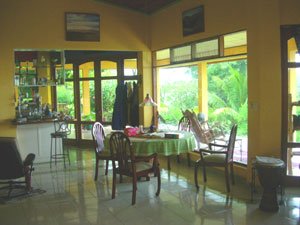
<box><xmin>0</xmin><ymin>0</ymin><xmax>151</xmax><ymax>137</ymax></box>
<box><xmin>150</xmin><ymin>0</ymin><xmax>300</xmax><ymax>180</ymax></box>
<box><xmin>1</xmin><ymin>0</ymin><xmax>300</xmax><ymax>181</ymax></box>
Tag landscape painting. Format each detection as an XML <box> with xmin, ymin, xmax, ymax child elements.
<box><xmin>65</xmin><ymin>13</ymin><xmax>100</xmax><ymax>42</ymax></box>
<box><xmin>182</xmin><ymin>6</ymin><xmax>204</xmax><ymax>36</ymax></box>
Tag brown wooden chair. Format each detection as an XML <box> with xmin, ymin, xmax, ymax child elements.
<box><xmin>194</xmin><ymin>124</ymin><xmax>237</xmax><ymax>192</ymax></box>
<box><xmin>183</xmin><ymin>109</ymin><xmax>225</xmax><ymax>148</ymax></box>
<box><xmin>109</xmin><ymin>132</ymin><xmax>161</xmax><ymax>205</ymax></box>
<box><xmin>174</xmin><ymin>116</ymin><xmax>192</xmax><ymax>167</ymax></box>
<box><xmin>92</xmin><ymin>122</ymin><xmax>111</xmax><ymax>181</ymax></box>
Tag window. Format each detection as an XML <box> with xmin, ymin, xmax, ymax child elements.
<box><xmin>170</xmin><ymin>45</ymin><xmax>192</xmax><ymax>63</ymax></box>
<box><xmin>194</xmin><ymin>39</ymin><xmax>219</xmax><ymax>59</ymax></box>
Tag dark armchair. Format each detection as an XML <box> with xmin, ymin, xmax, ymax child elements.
<box><xmin>0</xmin><ymin>137</ymin><xmax>35</xmax><ymax>197</ymax></box>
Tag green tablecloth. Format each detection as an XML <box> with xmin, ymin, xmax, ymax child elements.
<box><xmin>104</xmin><ymin>130</ymin><xmax>196</xmax><ymax>156</ymax></box>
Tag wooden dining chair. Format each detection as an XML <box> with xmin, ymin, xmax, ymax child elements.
<box><xmin>174</xmin><ymin>116</ymin><xmax>192</xmax><ymax>167</ymax></box>
<box><xmin>92</xmin><ymin>122</ymin><xmax>111</xmax><ymax>181</ymax></box>
<box><xmin>194</xmin><ymin>124</ymin><xmax>238</xmax><ymax>192</ymax></box>
<box><xmin>109</xmin><ymin>132</ymin><xmax>161</xmax><ymax>205</ymax></box>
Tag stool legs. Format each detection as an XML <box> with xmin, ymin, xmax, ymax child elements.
<box><xmin>50</xmin><ymin>136</ymin><xmax>70</xmax><ymax>169</ymax></box>
<box><xmin>50</xmin><ymin>137</ymin><xmax>53</xmax><ymax>168</ymax></box>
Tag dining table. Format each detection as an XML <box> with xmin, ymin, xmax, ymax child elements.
<box><xmin>104</xmin><ymin>130</ymin><xmax>196</xmax><ymax>169</ymax></box>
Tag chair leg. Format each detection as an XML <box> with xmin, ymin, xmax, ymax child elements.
<box><xmin>25</xmin><ymin>167</ymin><xmax>31</xmax><ymax>192</ymax></box>
<box><xmin>156</xmin><ymin>167</ymin><xmax>161</xmax><ymax>196</ymax></box>
<box><xmin>177</xmin><ymin>155</ymin><xmax>180</xmax><ymax>163</ymax></box>
<box><xmin>54</xmin><ymin>137</ymin><xmax>57</xmax><ymax>166</ymax></box>
<box><xmin>50</xmin><ymin>137</ymin><xmax>53</xmax><ymax>168</ymax></box>
<box><xmin>202</xmin><ymin>163</ymin><xmax>207</xmax><ymax>183</ymax></box>
<box><xmin>132</xmin><ymin>174</ymin><xmax>137</xmax><ymax>205</ymax></box>
<box><xmin>94</xmin><ymin>158</ymin><xmax>99</xmax><ymax>181</ymax></box>
<box><xmin>194</xmin><ymin>160</ymin><xmax>200</xmax><ymax>190</ymax></box>
<box><xmin>225</xmin><ymin>166</ymin><xmax>230</xmax><ymax>192</ymax></box>
<box><xmin>105</xmin><ymin>159</ymin><xmax>109</xmax><ymax>176</ymax></box>
<box><xmin>187</xmin><ymin>153</ymin><xmax>191</xmax><ymax>167</ymax></box>
<box><xmin>112</xmin><ymin>171</ymin><xmax>116</xmax><ymax>199</ymax></box>
<box><xmin>66</xmin><ymin>141</ymin><xmax>71</xmax><ymax>166</ymax></box>
<box><xmin>230</xmin><ymin>163</ymin><xmax>235</xmax><ymax>185</ymax></box>
<box><xmin>62</xmin><ymin>138</ymin><xmax>66</xmax><ymax>169</ymax></box>
<box><xmin>167</xmin><ymin>156</ymin><xmax>171</xmax><ymax>170</ymax></box>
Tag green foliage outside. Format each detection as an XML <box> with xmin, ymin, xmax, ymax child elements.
<box><xmin>159</xmin><ymin>66</ymin><xmax>199</xmax><ymax>126</ymax></box>
<box><xmin>56</xmin><ymin>69</ymin><xmax>117</xmax><ymax>122</ymax></box>
<box><xmin>207</xmin><ymin>60</ymin><xmax>248</xmax><ymax>136</ymax></box>
<box><xmin>57</xmin><ymin>81</ymin><xmax>75</xmax><ymax>118</ymax></box>
<box><xmin>101</xmin><ymin>79</ymin><xmax>117</xmax><ymax>121</ymax></box>
<box><xmin>159</xmin><ymin>60</ymin><xmax>248</xmax><ymax>136</ymax></box>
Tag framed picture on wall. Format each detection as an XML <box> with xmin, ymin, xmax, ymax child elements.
<box><xmin>65</xmin><ymin>12</ymin><xmax>100</xmax><ymax>41</ymax></box>
<box><xmin>182</xmin><ymin>6</ymin><xmax>204</xmax><ymax>36</ymax></box>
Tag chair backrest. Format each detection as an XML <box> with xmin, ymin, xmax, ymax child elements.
<box><xmin>178</xmin><ymin>116</ymin><xmax>191</xmax><ymax>132</ymax></box>
<box><xmin>182</xmin><ymin>109</ymin><xmax>214</xmax><ymax>144</ymax></box>
<box><xmin>0</xmin><ymin>137</ymin><xmax>25</xmax><ymax>180</ymax></box>
<box><xmin>226</xmin><ymin>124</ymin><xmax>238</xmax><ymax>162</ymax></box>
<box><xmin>92</xmin><ymin>122</ymin><xmax>106</xmax><ymax>154</ymax></box>
<box><xmin>109</xmin><ymin>132</ymin><xmax>134</xmax><ymax>172</ymax></box>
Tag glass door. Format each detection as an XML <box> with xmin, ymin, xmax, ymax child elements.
<box><xmin>74</xmin><ymin>60</ymin><xmax>120</xmax><ymax>141</ymax></box>
<box><xmin>56</xmin><ymin>51</ymin><xmax>139</xmax><ymax>143</ymax></box>
<box><xmin>56</xmin><ymin>63</ymin><xmax>76</xmax><ymax>140</ymax></box>
<box><xmin>281</xmin><ymin>25</ymin><xmax>300</xmax><ymax>184</ymax></box>
<box><xmin>78</xmin><ymin>61</ymin><xmax>95</xmax><ymax>140</ymax></box>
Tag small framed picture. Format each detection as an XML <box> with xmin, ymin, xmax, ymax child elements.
<box><xmin>65</xmin><ymin>12</ymin><xmax>100</xmax><ymax>42</ymax></box>
<box><xmin>182</xmin><ymin>6</ymin><xmax>205</xmax><ymax>36</ymax></box>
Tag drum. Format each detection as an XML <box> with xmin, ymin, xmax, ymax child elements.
<box><xmin>255</xmin><ymin>156</ymin><xmax>285</xmax><ymax>212</ymax></box>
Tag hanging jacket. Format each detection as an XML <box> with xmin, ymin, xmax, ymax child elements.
<box><xmin>112</xmin><ymin>82</ymin><xmax>128</xmax><ymax>130</ymax></box>
<box><xmin>129</xmin><ymin>82</ymin><xmax>139</xmax><ymax>127</ymax></box>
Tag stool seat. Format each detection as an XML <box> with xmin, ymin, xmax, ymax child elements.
<box><xmin>51</xmin><ymin>131</ymin><xmax>68</xmax><ymax>138</ymax></box>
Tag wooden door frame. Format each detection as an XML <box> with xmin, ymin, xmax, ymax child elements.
<box><xmin>281</xmin><ymin>24</ymin><xmax>300</xmax><ymax>185</ymax></box>
<box><xmin>55</xmin><ymin>51</ymin><xmax>139</xmax><ymax>145</ymax></box>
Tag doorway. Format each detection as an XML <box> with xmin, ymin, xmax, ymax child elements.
<box><xmin>281</xmin><ymin>25</ymin><xmax>300</xmax><ymax>184</ymax></box>
<box><xmin>56</xmin><ymin>51</ymin><xmax>138</xmax><ymax>144</ymax></box>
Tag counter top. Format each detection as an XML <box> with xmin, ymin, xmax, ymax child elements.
<box><xmin>13</xmin><ymin>118</ymin><xmax>76</xmax><ymax>125</ymax></box>
<box><xmin>13</xmin><ymin>119</ymin><xmax>56</xmax><ymax>125</ymax></box>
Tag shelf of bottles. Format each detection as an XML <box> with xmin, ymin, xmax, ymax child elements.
<box><xmin>14</xmin><ymin>50</ymin><xmax>65</xmax><ymax>87</ymax></box>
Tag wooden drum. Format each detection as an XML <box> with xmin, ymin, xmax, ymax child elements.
<box><xmin>255</xmin><ymin>156</ymin><xmax>285</xmax><ymax>212</ymax></box>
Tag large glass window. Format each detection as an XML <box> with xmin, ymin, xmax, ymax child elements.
<box><xmin>207</xmin><ymin>60</ymin><xmax>248</xmax><ymax>163</ymax></box>
<box><xmin>158</xmin><ymin>66</ymin><xmax>198</xmax><ymax>129</ymax></box>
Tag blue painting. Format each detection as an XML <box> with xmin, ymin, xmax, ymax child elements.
<box><xmin>65</xmin><ymin>13</ymin><xmax>100</xmax><ymax>42</ymax></box>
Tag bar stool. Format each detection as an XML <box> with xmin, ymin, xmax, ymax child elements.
<box><xmin>50</xmin><ymin>120</ymin><xmax>71</xmax><ymax>168</ymax></box>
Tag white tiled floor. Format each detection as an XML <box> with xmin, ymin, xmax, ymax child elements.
<box><xmin>0</xmin><ymin>147</ymin><xmax>299</xmax><ymax>225</ymax></box>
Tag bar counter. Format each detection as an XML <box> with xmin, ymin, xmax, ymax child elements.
<box><xmin>16</xmin><ymin>120</ymin><xmax>56</xmax><ymax>163</ymax></box>
<box><xmin>13</xmin><ymin>118</ymin><xmax>56</xmax><ymax>125</ymax></box>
